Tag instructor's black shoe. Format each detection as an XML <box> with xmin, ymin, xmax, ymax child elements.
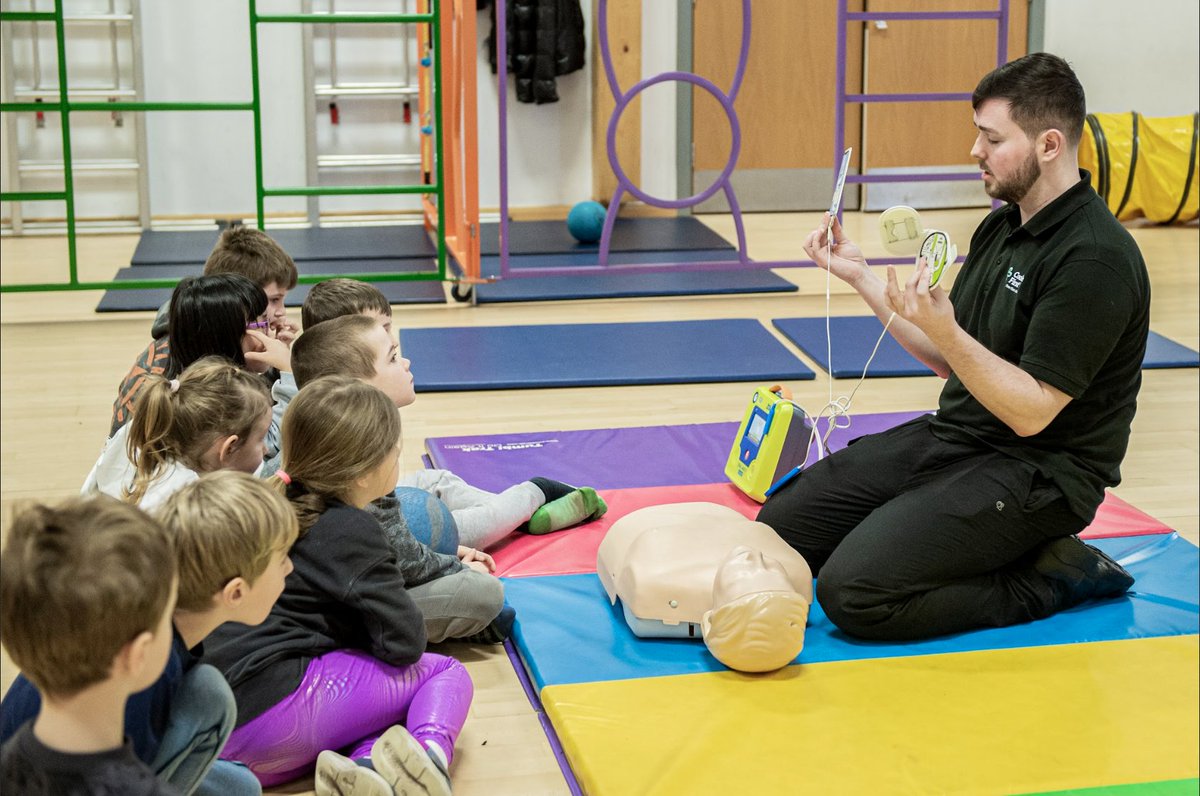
<box><xmin>1033</xmin><ymin>535</ymin><xmax>1134</xmax><ymax>609</ymax></box>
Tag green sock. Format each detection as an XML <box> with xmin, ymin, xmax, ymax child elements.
<box><xmin>526</xmin><ymin>487</ymin><xmax>607</xmax><ymax>535</ymax></box>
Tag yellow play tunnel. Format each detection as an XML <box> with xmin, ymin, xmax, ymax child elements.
<box><xmin>1080</xmin><ymin>112</ymin><xmax>1199</xmax><ymax>224</ymax></box>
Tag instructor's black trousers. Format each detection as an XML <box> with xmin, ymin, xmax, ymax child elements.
<box><xmin>757</xmin><ymin>415</ymin><xmax>1088</xmax><ymax>641</ymax></box>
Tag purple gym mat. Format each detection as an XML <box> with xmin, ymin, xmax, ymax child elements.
<box><xmin>424</xmin><ymin>410</ymin><xmax>931</xmax><ymax>492</ymax></box>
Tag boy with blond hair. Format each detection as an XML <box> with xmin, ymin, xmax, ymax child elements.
<box><xmin>2</xmin><ymin>472</ymin><xmax>298</xmax><ymax>796</ymax></box>
<box><xmin>1</xmin><ymin>496</ymin><xmax>179</xmax><ymax>794</ymax></box>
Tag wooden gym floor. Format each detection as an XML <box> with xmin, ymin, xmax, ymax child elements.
<box><xmin>1</xmin><ymin>209</ymin><xmax>1196</xmax><ymax>795</ymax></box>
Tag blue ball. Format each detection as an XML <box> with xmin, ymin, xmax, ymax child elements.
<box><xmin>393</xmin><ymin>486</ymin><xmax>459</xmax><ymax>555</ymax></box>
<box><xmin>567</xmin><ymin>200</ymin><xmax>607</xmax><ymax>244</ymax></box>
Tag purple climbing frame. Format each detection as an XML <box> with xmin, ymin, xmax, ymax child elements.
<box><xmin>835</xmin><ymin>1</ymin><xmax>1010</xmax><ymax>264</ymax></box>
<box><xmin>495</xmin><ymin>0</ymin><xmax>817</xmax><ymax>278</ymax></box>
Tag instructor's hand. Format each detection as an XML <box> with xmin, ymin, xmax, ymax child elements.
<box><xmin>802</xmin><ymin>213</ymin><xmax>869</xmax><ymax>288</ymax></box>
<box><xmin>884</xmin><ymin>258</ymin><xmax>956</xmax><ymax>343</ymax></box>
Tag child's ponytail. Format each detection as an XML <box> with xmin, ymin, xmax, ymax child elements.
<box><xmin>124</xmin><ymin>377</ymin><xmax>181</xmax><ymax>505</ymax></box>
<box><xmin>124</xmin><ymin>357</ymin><xmax>272</xmax><ymax>505</ymax></box>
<box><xmin>266</xmin><ymin>473</ymin><xmax>328</xmax><ymax>536</ymax></box>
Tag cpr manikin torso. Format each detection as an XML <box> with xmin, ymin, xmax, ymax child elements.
<box><xmin>596</xmin><ymin>502</ymin><xmax>813</xmax><ymax>672</ymax></box>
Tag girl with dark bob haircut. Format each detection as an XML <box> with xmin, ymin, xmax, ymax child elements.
<box><xmin>166</xmin><ymin>273</ymin><xmax>268</xmax><ymax>378</ymax></box>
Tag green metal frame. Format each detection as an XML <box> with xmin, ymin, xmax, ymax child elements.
<box><xmin>0</xmin><ymin>3</ymin><xmax>447</xmax><ymax>293</ymax></box>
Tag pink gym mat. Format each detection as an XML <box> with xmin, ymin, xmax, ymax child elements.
<box><xmin>1081</xmin><ymin>492</ymin><xmax>1172</xmax><ymax>539</ymax></box>
<box><xmin>491</xmin><ymin>483</ymin><xmax>759</xmax><ymax>578</ymax></box>
<box><xmin>491</xmin><ymin>483</ymin><xmax>1170</xmax><ymax>578</ymax></box>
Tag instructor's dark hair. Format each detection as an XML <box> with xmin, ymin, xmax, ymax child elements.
<box><xmin>972</xmin><ymin>52</ymin><xmax>1086</xmax><ymax>146</ymax></box>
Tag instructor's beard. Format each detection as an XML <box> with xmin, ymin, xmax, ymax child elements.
<box><xmin>982</xmin><ymin>149</ymin><xmax>1041</xmax><ymax>205</ymax></box>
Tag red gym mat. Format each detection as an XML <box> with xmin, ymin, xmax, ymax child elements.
<box><xmin>491</xmin><ymin>485</ymin><xmax>1169</xmax><ymax>578</ymax></box>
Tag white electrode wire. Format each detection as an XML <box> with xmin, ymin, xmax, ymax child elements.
<box><xmin>791</xmin><ymin>219</ymin><xmax>896</xmax><ymax>468</ymax></box>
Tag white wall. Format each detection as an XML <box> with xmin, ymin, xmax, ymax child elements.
<box><xmin>476</xmin><ymin>0</ymin><xmax>593</xmax><ymax>211</ymax></box>
<box><xmin>10</xmin><ymin>1</ymin><xmax>1198</xmax><ymax>225</ymax></box>
<box><xmin>1042</xmin><ymin>0</ymin><xmax>1199</xmax><ymax>116</ymax></box>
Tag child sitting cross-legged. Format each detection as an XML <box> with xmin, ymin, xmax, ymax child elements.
<box><xmin>203</xmin><ymin>376</ymin><xmax>473</xmax><ymax>795</ymax></box>
<box><xmin>299</xmin><ymin>279</ymin><xmax>608</xmax><ymax>548</ymax></box>
<box><xmin>2</xmin><ymin>471</ymin><xmax>299</xmax><ymax>796</ymax></box>
<box><xmin>0</xmin><ymin>496</ymin><xmax>180</xmax><ymax>795</ymax></box>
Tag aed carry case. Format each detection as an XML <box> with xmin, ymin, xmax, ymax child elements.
<box><xmin>725</xmin><ymin>386</ymin><xmax>813</xmax><ymax>503</ymax></box>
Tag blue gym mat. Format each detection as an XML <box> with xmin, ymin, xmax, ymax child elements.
<box><xmin>478</xmin><ymin>216</ymin><xmax>733</xmax><ymax>256</ymax></box>
<box><xmin>130</xmin><ymin>224</ymin><xmax>436</xmax><ymax>265</ymax></box>
<box><xmin>1143</xmin><ymin>331</ymin><xmax>1200</xmax><ymax>369</ymax></box>
<box><xmin>504</xmin><ymin>532</ymin><xmax>1200</xmax><ymax>690</ymax></box>
<box><xmin>773</xmin><ymin>316</ymin><xmax>1200</xmax><ymax>378</ymax></box>
<box><xmin>96</xmin><ymin>260</ymin><xmax>445</xmax><ymax>313</ymax></box>
<box><xmin>474</xmin><ymin>249</ymin><xmax>796</xmax><ymax>303</ymax></box>
<box><xmin>401</xmin><ymin>319</ymin><xmax>815</xmax><ymax>392</ymax></box>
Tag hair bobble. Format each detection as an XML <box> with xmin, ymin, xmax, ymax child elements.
<box><xmin>168</xmin><ymin>379</ymin><xmax>181</xmax><ymax>394</ymax></box>
<box><xmin>276</xmin><ymin>469</ymin><xmax>292</xmax><ymax>485</ymax></box>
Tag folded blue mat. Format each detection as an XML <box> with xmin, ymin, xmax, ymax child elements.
<box><xmin>1143</xmin><ymin>331</ymin><xmax>1200</xmax><ymax>369</ymax></box>
<box><xmin>96</xmin><ymin>261</ymin><xmax>445</xmax><ymax>312</ymax></box>
<box><xmin>774</xmin><ymin>316</ymin><xmax>1200</xmax><ymax>377</ymax></box>
<box><xmin>478</xmin><ymin>216</ymin><xmax>733</xmax><ymax>256</ymax></box>
<box><xmin>505</xmin><ymin>533</ymin><xmax>1199</xmax><ymax>690</ymax></box>
<box><xmin>401</xmin><ymin>319</ymin><xmax>815</xmax><ymax>392</ymax></box>
<box><xmin>476</xmin><ymin>264</ymin><xmax>796</xmax><ymax>304</ymax></box>
<box><xmin>130</xmin><ymin>225</ymin><xmax>436</xmax><ymax>265</ymax></box>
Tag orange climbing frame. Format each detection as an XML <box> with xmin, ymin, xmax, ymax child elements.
<box><xmin>418</xmin><ymin>0</ymin><xmax>481</xmax><ymax>284</ymax></box>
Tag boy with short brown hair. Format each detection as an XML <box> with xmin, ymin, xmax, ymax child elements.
<box><xmin>301</xmin><ymin>277</ymin><xmax>392</xmax><ymax>332</ymax></box>
<box><xmin>0</xmin><ymin>496</ymin><xmax>179</xmax><ymax>795</ymax></box>
<box><xmin>2</xmin><ymin>472</ymin><xmax>298</xmax><ymax>796</ymax></box>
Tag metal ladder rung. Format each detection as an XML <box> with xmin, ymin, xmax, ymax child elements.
<box><xmin>315</xmin><ymin>83</ymin><xmax>418</xmax><ymax>98</ymax></box>
<box><xmin>63</xmin><ymin>14</ymin><xmax>134</xmax><ymax>23</ymax></box>
<box><xmin>18</xmin><ymin>158</ymin><xmax>140</xmax><ymax>173</ymax></box>
<box><xmin>14</xmin><ymin>87</ymin><xmax>137</xmax><ymax>99</ymax></box>
<box><xmin>317</xmin><ymin>154</ymin><xmax>421</xmax><ymax>169</ymax></box>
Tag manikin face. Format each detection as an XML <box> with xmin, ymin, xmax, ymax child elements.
<box><xmin>362</xmin><ymin>325</ymin><xmax>415</xmax><ymax>408</ymax></box>
<box><xmin>971</xmin><ymin>98</ymin><xmax>1042</xmax><ymax>205</ymax></box>
<box><xmin>711</xmin><ymin>545</ymin><xmax>794</xmax><ymax>609</ymax></box>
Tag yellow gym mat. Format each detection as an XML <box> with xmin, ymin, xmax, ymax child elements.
<box><xmin>542</xmin><ymin>636</ymin><xmax>1199</xmax><ymax>795</ymax></box>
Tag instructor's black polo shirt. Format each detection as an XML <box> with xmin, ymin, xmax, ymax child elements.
<box><xmin>931</xmin><ymin>171</ymin><xmax>1150</xmax><ymax>522</ymax></box>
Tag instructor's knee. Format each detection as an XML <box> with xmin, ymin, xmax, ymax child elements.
<box><xmin>814</xmin><ymin>563</ymin><xmax>889</xmax><ymax>640</ymax></box>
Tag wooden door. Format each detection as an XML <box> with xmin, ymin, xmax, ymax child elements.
<box><xmin>691</xmin><ymin>1</ymin><xmax>864</xmax><ymax>212</ymax></box>
<box><xmin>861</xmin><ymin>0</ymin><xmax>1028</xmax><ymax>208</ymax></box>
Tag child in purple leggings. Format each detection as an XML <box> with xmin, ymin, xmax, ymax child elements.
<box><xmin>203</xmin><ymin>376</ymin><xmax>472</xmax><ymax>795</ymax></box>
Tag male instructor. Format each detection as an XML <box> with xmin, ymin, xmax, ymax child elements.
<box><xmin>758</xmin><ymin>53</ymin><xmax>1149</xmax><ymax>641</ymax></box>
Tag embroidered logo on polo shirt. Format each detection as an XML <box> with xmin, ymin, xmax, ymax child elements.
<box><xmin>1004</xmin><ymin>266</ymin><xmax>1025</xmax><ymax>294</ymax></box>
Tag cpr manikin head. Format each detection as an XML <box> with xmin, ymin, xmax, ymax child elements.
<box><xmin>700</xmin><ymin>545</ymin><xmax>810</xmax><ymax>673</ymax></box>
<box><xmin>596</xmin><ymin>502</ymin><xmax>812</xmax><ymax>673</ymax></box>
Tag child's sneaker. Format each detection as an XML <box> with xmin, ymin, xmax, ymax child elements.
<box><xmin>315</xmin><ymin>749</ymin><xmax>394</xmax><ymax>796</ymax></box>
<box><xmin>372</xmin><ymin>725</ymin><xmax>452</xmax><ymax>796</ymax></box>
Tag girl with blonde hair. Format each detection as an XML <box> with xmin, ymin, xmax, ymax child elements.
<box><xmin>84</xmin><ymin>356</ymin><xmax>273</xmax><ymax>511</ymax></box>
<box><xmin>203</xmin><ymin>376</ymin><xmax>471</xmax><ymax>796</ymax></box>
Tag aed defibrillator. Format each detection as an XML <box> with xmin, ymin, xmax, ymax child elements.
<box><xmin>725</xmin><ymin>386</ymin><xmax>814</xmax><ymax>503</ymax></box>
